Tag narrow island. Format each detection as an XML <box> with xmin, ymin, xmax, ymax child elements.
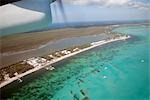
<box><xmin>0</xmin><ymin>34</ymin><xmax>130</xmax><ymax>88</ymax></box>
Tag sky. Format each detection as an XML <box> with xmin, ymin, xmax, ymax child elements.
<box><xmin>50</xmin><ymin>0</ymin><xmax>150</xmax><ymax>23</ymax></box>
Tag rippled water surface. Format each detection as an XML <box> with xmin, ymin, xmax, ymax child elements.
<box><xmin>7</xmin><ymin>25</ymin><xmax>150</xmax><ymax>100</ymax></box>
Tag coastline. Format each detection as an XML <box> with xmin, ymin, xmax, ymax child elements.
<box><xmin>1</xmin><ymin>24</ymin><xmax>147</xmax><ymax>68</ymax></box>
<box><xmin>0</xmin><ymin>26</ymin><xmax>111</xmax><ymax>68</ymax></box>
<box><xmin>0</xmin><ymin>35</ymin><xmax>130</xmax><ymax>88</ymax></box>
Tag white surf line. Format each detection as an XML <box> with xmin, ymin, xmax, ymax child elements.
<box><xmin>0</xmin><ymin>35</ymin><xmax>130</xmax><ymax>88</ymax></box>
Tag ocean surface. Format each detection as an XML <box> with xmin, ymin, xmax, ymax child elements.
<box><xmin>3</xmin><ymin>25</ymin><xmax>150</xmax><ymax>100</ymax></box>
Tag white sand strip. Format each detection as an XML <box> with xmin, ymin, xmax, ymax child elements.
<box><xmin>0</xmin><ymin>36</ymin><xmax>130</xmax><ymax>88</ymax></box>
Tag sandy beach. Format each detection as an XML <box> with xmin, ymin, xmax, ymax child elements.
<box><xmin>0</xmin><ymin>35</ymin><xmax>130</xmax><ymax>88</ymax></box>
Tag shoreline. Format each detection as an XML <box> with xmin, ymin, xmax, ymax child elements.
<box><xmin>0</xmin><ymin>26</ymin><xmax>110</xmax><ymax>68</ymax></box>
<box><xmin>0</xmin><ymin>35</ymin><xmax>130</xmax><ymax>88</ymax></box>
<box><xmin>1</xmin><ymin>24</ymin><xmax>147</xmax><ymax>68</ymax></box>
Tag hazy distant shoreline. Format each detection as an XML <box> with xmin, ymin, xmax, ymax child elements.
<box><xmin>0</xmin><ymin>23</ymin><xmax>148</xmax><ymax>68</ymax></box>
<box><xmin>1</xmin><ymin>22</ymin><xmax>148</xmax><ymax>53</ymax></box>
<box><xmin>1</xmin><ymin>26</ymin><xmax>109</xmax><ymax>53</ymax></box>
<box><xmin>0</xmin><ymin>26</ymin><xmax>111</xmax><ymax>67</ymax></box>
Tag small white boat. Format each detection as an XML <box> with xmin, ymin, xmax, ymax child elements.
<box><xmin>141</xmin><ymin>59</ymin><xmax>144</xmax><ymax>63</ymax></box>
<box><xmin>45</xmin><ymin>65</ymin><xmax>55</xmax><ymax>70</ymax></box>
<box><xmin>17</xmin><ymin>78</ymin><xmax>23</xmax><ymax>83</ymax></box>
<box><xmin>104</xmin><ymin>67</ymin><xmax>108</xmax><ymax>70</ymax></box>
<box><xmin>103</xmin><ymin>76</ymin><xmax>107</xmax><ymax>79</ymax></box>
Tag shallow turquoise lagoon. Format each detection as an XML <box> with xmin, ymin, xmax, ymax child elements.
<box><xmin>9</xmin><ymin>25</ymin><xmax>149</xmax><ymax>100</ymax></box>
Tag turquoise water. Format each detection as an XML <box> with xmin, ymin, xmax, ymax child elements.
<box><xmin>8</xmin><ymin>26</ymin><xmax>150</xmax><ymax>100</ymax></box>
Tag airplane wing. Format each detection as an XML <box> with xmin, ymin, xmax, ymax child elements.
<box><xmin>0</xmin><ymin>0</ymin><xmax>53</xmax><ymax>35</ymax></box>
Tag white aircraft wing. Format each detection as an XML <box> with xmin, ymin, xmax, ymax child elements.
<box><xmin>0</xmin><ymin>0</ymin><xmax>52</xmax><ymax>35</ymax></box>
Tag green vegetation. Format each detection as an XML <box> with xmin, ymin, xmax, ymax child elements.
<box><xmin>0</xmin><ymin>62</ymin><xmax>33</xmax><ymax>83</ymax></box>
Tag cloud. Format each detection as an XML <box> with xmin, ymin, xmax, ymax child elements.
<box><xmin>62</xmin><ymin>0</ymin><xmax>150</xmax><ymax>9</ymax></box>
<box><xmin>103</xmin><ymin>0</ymin><xmax>130</xmax><ymax>6</ymax></box>
<box><xmin>127</xmin><ymin>1</ymin><xmax>150</xmax><ymax>9</ymax></box>
<box><xmin>63</xmin><ymin>0</ymin><xmax>130</xmax><ymax>5</ymax></box>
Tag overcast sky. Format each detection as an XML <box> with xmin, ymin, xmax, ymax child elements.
<box><xmin>50</xmin><ymin>0</ymin><xmax>150</xmax><ymax>23</ymax></box>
